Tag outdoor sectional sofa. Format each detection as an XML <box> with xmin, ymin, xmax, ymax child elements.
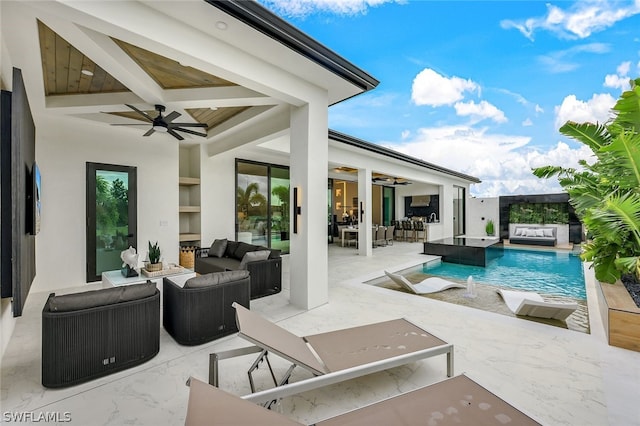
<box><xmin>42</xmin><ymin>281</ymin><xmax>159</xmax><ymax>388</ymax></box>
<box><xmin>195</xmin><ymin>239</ymin><xmax>282</xmax><ymax>299</ymax></box>
<box><xmin>509</xmin><ymin>226</ymin><xmax>557</xmax><ymax>246</ymax></box>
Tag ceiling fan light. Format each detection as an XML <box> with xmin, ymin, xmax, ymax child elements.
<box><xmin>152</xmin><ymin>124</ymin><xmax>168</xmax><ymax>132</ymax></box>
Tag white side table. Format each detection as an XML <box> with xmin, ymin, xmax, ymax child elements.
<box><xmin>102</xmin><ymin>269</ymin><xmax>196</xmax><ymax>305</ymax></box>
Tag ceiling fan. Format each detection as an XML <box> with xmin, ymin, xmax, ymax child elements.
<box><xmin>112</xmin><ymin>104</ymin><xmax>208</xmax><ymax>141</ymax></box>
<box><xmin>372</xmin><ymin>176</ymin><xmax>412</xmax><ymax>186</ymax></box>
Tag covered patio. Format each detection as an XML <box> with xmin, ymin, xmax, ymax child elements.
<box><xmin>2</xmin><ymin>241</ymin><xmax>638</xmax><ymax>425</ymax></box>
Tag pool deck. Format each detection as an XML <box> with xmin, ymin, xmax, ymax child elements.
<box><xmin>1</xmin><ymin>241</ymin><xmax>639</xmax><ymax>425</ymax></box>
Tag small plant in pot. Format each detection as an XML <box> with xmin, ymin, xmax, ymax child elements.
<box><xmin>146</xmin><ymin>241</ymin><xmax>162</xmax><ymax>272</ymax></box>
<box><xmin>485</xmin><ymin>219</ymin><xmax>495</xmax><ymax>236</ymax></box>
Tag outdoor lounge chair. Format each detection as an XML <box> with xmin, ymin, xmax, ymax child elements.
<box><xmin>209</xmin><ymin>303</ymin><xmax>453</xmax><ymax>401</ymax></box>
<box><xmin>185</xmin><ymin>375</ymin><xmax>542</xmax><ymax>425</ymax></box>
<box><xmin>384</xmin><ymin>270</ymin><xmax>465</xmax><ymax>294</ymax></box>
<box><xmin>497</xmin><ymin>288</ymin><xmax>578</xmax><ymax>321</ymax></box>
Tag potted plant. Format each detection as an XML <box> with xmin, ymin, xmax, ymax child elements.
<box><xmin>485</xmin><ymin>219</ymin><xmax>495</xmax><ymax>236</ymax></box>
<box><xmin>533</xmin><ymin>77</ymin><xmax>640</xmax><ymax>351</ymax></box>
<box><xmin>147</xmin><ymin>240</ymin><xmax>162</xmax><ymax>272</ymax></box>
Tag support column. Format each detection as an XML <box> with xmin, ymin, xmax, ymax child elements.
<box><xmin>358</xmin><ymin>168</ymin><xmax>373</xmax><ymax>257</ymax></box>
<box><xmin>289</xmin><ymin>98</ymin><xmax>328</xmax><ymax>309</ymax></box>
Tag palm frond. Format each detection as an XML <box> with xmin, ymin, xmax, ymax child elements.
<box><xmin>600</xmin><ymin>132</ymin><xmax>640</xmax><ymax>188</ymax></box>
<box><xmin>603</xmin><ymin>193</ymin><xmax>640</xmax><ymax>246</ymax></box>
<box><xmin>559</xmin><ymin>121</ymin><xmax>611</xmax><ymax>151</ymax></box>
<box><xmin>612</xmin><ymin>78</ymin><xmax>640</xmax><ymax>131</ymax></box>
<box><xmin>531</xmin><ymin>165</ymin><xmax>567</xmax><ymax>179</ymax></box>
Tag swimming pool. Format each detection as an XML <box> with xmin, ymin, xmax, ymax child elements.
<box><xmin>420</xmin><ymin>248</ymin><xmax>586</xmax><ymax>299</ymax></box>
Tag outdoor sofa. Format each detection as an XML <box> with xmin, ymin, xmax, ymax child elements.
<box><xmin>195</xmin><ymin>239</ymin><xmax>281</xmax><ymax>299</ymax></box>
<box><xmin>509</xmin><ymin>226</ymin><xmax>557</xmax><ymax>246</ymax></box>
<box><xmin>42</xmin><ymin>281</ymin><xmax>159</xmax><ymax>388</ymax></box>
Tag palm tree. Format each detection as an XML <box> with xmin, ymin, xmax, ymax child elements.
<box><xmin>271</xmin><ymin>185</ymin><xmax>290</xmax><ymax>234</ymax></box>
<box><xmin>236</xmin><ymin>182</ymin><xmax>266</xmax><ymax>217</ymax></box>
<box><xmin>533</xmin><ymin>78</ymin><xmax>640</xmax><ymax>283</ymax></box>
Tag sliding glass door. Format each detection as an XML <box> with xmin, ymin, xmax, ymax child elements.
<box><xmin>86</xmin><ymin>163</ymin><xmax>137</xmax><ymax>282</ymax></box>
<box><xmin>236</xmin><ymin>160</ymin><xmax>290</xmax><ymax>254</ymax></box>
<box><xmin>453</xmin><ymin>185</ymin><xmax>465</xmax><ymax>237</ymax></box>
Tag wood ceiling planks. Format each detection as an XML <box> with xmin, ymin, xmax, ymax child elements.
<box><xmin>37</xmin><ymin>20</ymin><xmax>129</xmax><ymax>96</ymax></box>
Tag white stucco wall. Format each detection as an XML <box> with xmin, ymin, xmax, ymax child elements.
<box><xmin>33</xmin><ymin>115</ymin><xmax>179</xmax><ymax>294</ymax></box>
<box><xmin>467</xmin><ymin>197</ymin><xmax>500</xmax><ymax>237</ymax></box>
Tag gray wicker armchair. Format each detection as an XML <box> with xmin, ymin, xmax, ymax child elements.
<box><xmin>162</xmin><ymin>270</ymin><xmax>251</xmax><ymax>346</ymax></box>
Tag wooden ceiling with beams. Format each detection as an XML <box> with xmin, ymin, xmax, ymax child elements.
<box><xmin>37</xmin><ymin>20</ymin><xmax>251</xmax><ymax>133</ymax></box>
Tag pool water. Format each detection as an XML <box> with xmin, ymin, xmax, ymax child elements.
<box><xmin>422</xmin><ymin>248</ymin><xmax>586</xmax><ymax>299</ymax></box>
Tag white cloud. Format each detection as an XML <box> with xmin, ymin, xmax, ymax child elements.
<box><xmin>554</xmin><ymin>93</ymin><xmax>616</xmax><ymax>128</ymax></box>
<box><xmin>535</xmin><ymin>104</ymin><xmax>544</xmax><ymax>114</ymax></box>
<box><xmin>411</xmin><ymin>68</ymin><xmax>478</xmax><ymax>107</ymax></box>
<box><xmin>501</xmin><ymin>2</ymin><xmax>640</xmax><ymax>40</ymax></box>
<box><xmin>617</xmin><ymin>61</ymin><xmax>632</xmax><ymax>75</ymax></box>
<box><xmin>538</xmin><ymin>43</ymin><xmax>610</xmax><ymax>73</ymax></box>
<box><xmin>454</xmin><ymin>100</ymin><xmax>507</xmax><ymax>124</ymax></box>
<box><xmin>604</xmin><ymin>74</ymin><xmax>630</xmax><ymax>90</ymax></box>
<box><xmin>522</xmin><ymin>118</ymin><xmax>533</xmax><ymax>126</ymax></box>
<box><xmin>259</xmin><ymin>0</ymin><xmax>402</xmax><ymax>17</ymax></box>
<box><xmin>604</xmin><ymin>61</ymin><xmax>632</xmax><ymax>90</ymax></box>
<box><xmin>383</xmin><ymin>126</ymin><xmax>594</xmax><ymax>197</ymax></box>
<box><xmin>401</xmin><ymin>130</ymin><xmax>410</xmax><ymax>140</ymax></box>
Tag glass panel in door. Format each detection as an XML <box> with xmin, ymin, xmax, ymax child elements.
<box><xmin>382</xmin><ymin>186</ymin><xmax>394</xmax><ymax>226</ymax></box>
<box><xmin>236</xmin><ymin>162</ymin><xmax>269</xmax><ymax>246</ymax></box>
<box><xmin>453</xmin><ymin>186</ymin><xmax>465</xmax><ymax>236</ymax></box>
<box><xmin>86</xmin><ymin>163</ymin><xmax>137</xmax><ymax>282</ymax></box>
<box><xmin>270</xmin><ymin>166</ymin><xmax>290</xmax><ymax>254</ymax></box>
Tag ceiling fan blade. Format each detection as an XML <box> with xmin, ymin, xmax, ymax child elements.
<box><xmin>169</xmin><ymin>122</ymin><xmax>208</xmax><ymax>128</ymax></box>
<box><xmin>125</xmin><ymin>104</ymin><xmax>154</xmax><ymax>122</ymax></box>
<box><xmin>167</xmin><ymin>129</ymin><xmax>184</xmax><ymax>140</ymax></box>
<box><xmin>143</xmin><ymin>128</ymin><xmax>155</xmax><ymax>137</ymax></box>
<box><xmin>111</xmin><ymin>123</ymin><xmax>150</xmax><ymax>126</ymax></box>
<box><xmin>173</xmin><ymin>127</ymin><xmax>207</xmax><ymax>137</ymax></box>
<box><xmin>164</xmin><ymin>111</ymin><xmax>181</xmax><ymax>122</ymax></box>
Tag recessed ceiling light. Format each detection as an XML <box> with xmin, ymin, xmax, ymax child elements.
<box><xmin>81</xmin><ymin>69</ymin><xmax>94</xmax><ymax>76</ymax></box>
<box><xmin>215</xmin><ymin>21</ymin><xmax>228</xmax><ymax>30</ymax></box>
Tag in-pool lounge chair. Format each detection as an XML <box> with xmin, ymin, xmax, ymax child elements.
<box><xmin>209</xmin><ymin>303</ymin><xmax>453</xmax><ymax>402</ymax></box>
<box><xmin>185</xmin><ymin>375</ymin><xmax>542</xmax><ymax>425</ymax></box>
<box><xmin>384</xmin><ymin>270</ymin><xmax>465</xmax><ymax>295</ymax></box>
<box><xmin>497</xmin><ymin>288</ymin><xmax>578</xmax><ymax>321</ymax></box>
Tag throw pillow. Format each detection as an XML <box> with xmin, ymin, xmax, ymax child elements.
<box><xmin>525</xmin><ymin>229</ymin><xmax>538</xmax><ymax>237</ymax></box>
<box><xmin>543</xmin><ymin>228</ymin><xmax>554</xmax><ymax>237</ymax></box>
<box><xmin>239</xmin><ymin>250</ymin><xmax>270</xmax><ymax>270</ymax></box>
<box><xmin>184</xmin><ymin>270</ymin><xmax>250</xmax><ymax>288</ymax></box>
<box><xmin>233</xmin><ymin>242</ymin><xmax>256</xmax><ymax>260</ymax></box>
<box><xmin>535</xmin><ymin>229</ymin><xmax>545</xmax><ymax>237</ymax></box>
<box><xmin>225</xmin><ymin>240</ymin><xmax>239</xmax><ymax>258</ymax></box>
<box><xmin>209</xmin><ymin>239</ymin><xmax>228</xmax><ymax>258</ymax></box>
<box><xmin>258</xmin><ymin>246</ymin><xmax>279</xmax><ymax>259</ymax></box>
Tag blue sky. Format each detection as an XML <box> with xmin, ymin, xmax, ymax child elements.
<box><xmin>258</xmin><ymin>0</ymin><xmax>640</xmax><ymax>197</ymax></box>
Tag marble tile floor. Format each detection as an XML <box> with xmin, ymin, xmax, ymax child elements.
<box><xmin>1</xmin><ymin>241</ymin><xmax>639</xmax><ymax>425</ymax></box>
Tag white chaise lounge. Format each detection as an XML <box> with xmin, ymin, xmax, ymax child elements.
<box><xmin>384</xmin><ymin>270</ymin><xmax>465</xmax><ymax>294</ymax></box>
<box><xmin>497</xmin><ymin>288</ymin><xmax>578</xmax><ymax>321</ymax></box>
